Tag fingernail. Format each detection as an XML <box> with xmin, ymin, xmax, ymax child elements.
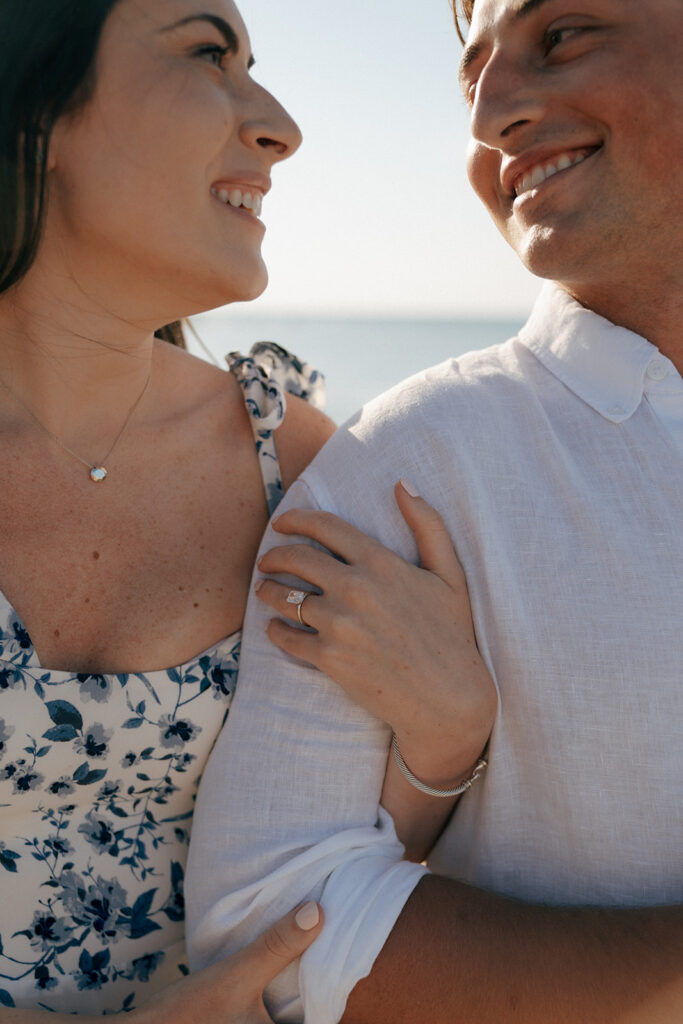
<box><xmin>254</xmin><ymin>579</ymin><xmax>264</xmax><ymax>594</ymax></box>
<box><xmin>400</xmin><ymin>478</ymin><xmax>420</xmax><ymax>498</ymax></box>
<box><xmin>295</xmin><ymin>902</ymin><xmax>320</xmax><ymax>931</ymax></box>
<box><xmin>271</xmin><ymin>515</ymin><xmax>281</xmax><ymax>528</ymax></box>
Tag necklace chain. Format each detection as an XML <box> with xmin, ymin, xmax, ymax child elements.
<box><xmin>0</xmin><ymin>370</ymin><xmax>152</xmax><ymax>482</ymax></box>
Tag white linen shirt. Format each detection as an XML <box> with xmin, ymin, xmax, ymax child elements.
<box><xmin>185</xmin><ymin>284</ymin><xmax>683</xmax><ymax>1024</ymax></box>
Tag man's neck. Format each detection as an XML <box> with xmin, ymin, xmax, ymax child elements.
<box><xmin>561</xmin><ymin>278</ymin><xmax>683</xmax><ymax>373</ymax></box>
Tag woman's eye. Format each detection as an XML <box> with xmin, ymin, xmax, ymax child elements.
<box><xmin>194</xmin><ymin>44</ymin><xmax>229</xmax><ymax>69</ymax></box>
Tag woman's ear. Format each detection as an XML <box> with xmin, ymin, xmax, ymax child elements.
<box><xmin>44</xmin><ymin>126</ymin><xmax>58</xmax><ymax>172</ymax></box>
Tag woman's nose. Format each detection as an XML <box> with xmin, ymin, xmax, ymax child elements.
<box><xmin>241</xmin><ymin>86</ymin><xmax>302</xmax><ymax>162</ymax></box>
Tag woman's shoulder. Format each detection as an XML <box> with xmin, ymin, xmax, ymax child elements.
<box><xmin>155</xmin><ymin>338</ymin><xmax>335</xmax><ymax>491</ymax></box>
<box><xmin>226</xmin><ymin>342</ymin><xmax>335</xmax><ymax>492</ymax></box>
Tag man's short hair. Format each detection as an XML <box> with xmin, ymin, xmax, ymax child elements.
<box><xmin>451</xmin><ymin>1</ymin><xmax>475</xmax><ymax>43</ymax></box>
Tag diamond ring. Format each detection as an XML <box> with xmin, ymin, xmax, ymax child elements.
<box><xmin>286</xmin><ymin>589</ymin><xmax>313</xmax><ymax>627</ymax></box>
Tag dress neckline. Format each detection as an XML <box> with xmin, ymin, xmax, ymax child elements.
<box><xmin>0</xmin><ymin>586</ymin><xmax>241</xmax><ymax>679</ymax></box>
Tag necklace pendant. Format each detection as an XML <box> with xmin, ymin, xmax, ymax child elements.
<box><xmin>89</xmin><ymin>466</ymin><xmax>108</xmax><ymax>483</ymax></box>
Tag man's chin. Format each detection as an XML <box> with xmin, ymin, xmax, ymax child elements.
<box><xmin>506</xmin><ymin>224</ymin><xmax>594</xmax><ymax>285</ymax></box>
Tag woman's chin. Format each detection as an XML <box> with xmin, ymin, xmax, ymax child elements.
<box><xmin>184</xmin><ymin>266</ymin><xmax>269</xmax><ymax>314</ymax></box>
<box><xmin>218</xmin><ymin>260</ymin><xmax>269</xmax><ymax>305</ymax></box>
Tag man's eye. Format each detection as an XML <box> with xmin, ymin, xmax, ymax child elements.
<box><xmin>544</xmin><ymin>26</ymin><xmax>581</xmax><ymax>53</ymax></box>
<box><xmin>462</xmin><ymin>79</ymin><xmax>478</xmax><ymax>107</ymax></box>
<box><xmin>194</xmin><ymin>44</ymin><xmax>229</xmax><ymax>69</ymax></box>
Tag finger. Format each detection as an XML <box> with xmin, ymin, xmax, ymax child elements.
<box><xmin>256</xmin><ymin>579</ymin><xmax>321</xmax><ymax>629</ymax></box>
<box><xmin>237</xmin><ymin>902</ymin><xmax>324</xmax><ymax>993</ymax></box>
<box><xmin>258</xmin><ymin>542</ymin><xmax>347</xmax><ymax>587</ymax></box>
<box><xmin>266</xmin><ymin>617</ymin><xmax>326</xmax><ymax>664</ymax></box>
<box><xmin>395</xmin><ymin>479</ymin><xmax>466</xmax><ymax>589</ymax></box>
<box><xmin>272</xmin><ymin>508</ymin><xmax>380</xmax><ymax>565</ymax></box>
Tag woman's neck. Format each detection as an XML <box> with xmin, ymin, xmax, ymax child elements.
<box><xmin>0</xmin><ymin>270</ymin><xmax>159</xmax><ymax>449</ymax></box>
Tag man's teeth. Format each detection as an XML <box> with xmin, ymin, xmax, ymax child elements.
<box><xmin>514</xmin><ymin>151</ymin><xmax>588</xmax><ymax>197</ymax></box>
<box><xmin>212</xmin><ymin>187</ymin><xmax>263</xmax><ymax>217</ymax></box>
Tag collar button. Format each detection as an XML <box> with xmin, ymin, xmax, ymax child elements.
<box><xmin>646</xmin><ymin>358</ymin><xmax>669</xmax><ymax>382</ymax></box>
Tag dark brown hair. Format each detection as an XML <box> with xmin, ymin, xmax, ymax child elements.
<box><xmin>0</xmin><ymin>1</ymin><xmax>185</xmax><ymax>347</ymax></box>
<box><xmin>450</xmin><ymin>0</ymin><xmax>476</xmax><ymax>43</ymax></box>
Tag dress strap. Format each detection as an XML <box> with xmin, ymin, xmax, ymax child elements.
<box><xmin>226</xmin><ymin>343</ymin><xmax>325</xmax><ymax>517</ymax></box>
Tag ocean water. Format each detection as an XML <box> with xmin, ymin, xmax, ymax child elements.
<box><xmin>190</xmin><ymin>314</ymin><xmax>527</xmax><ymax>424</ymax></box>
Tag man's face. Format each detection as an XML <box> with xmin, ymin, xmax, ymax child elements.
<box><xmin>460</xmin><ymin>0</ymin><xmax>683</xmax><ymax>303</ymax></box>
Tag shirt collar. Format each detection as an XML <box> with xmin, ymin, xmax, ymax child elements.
<box><xmin>518</xmin><ymin>283</ymin><xmax>658</xmax><ymax>423</ymax></box>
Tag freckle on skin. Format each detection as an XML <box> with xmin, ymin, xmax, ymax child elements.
<box><xmin>92</xmin><ymin>551</ymin><xmax>100</xmax><ymax>560</ymax></box>
<box><xmin>84</xmin><ymin>597</ymin><xmax>90</xmax><ymax>604</ymax></box>
<box><xmin>194</xmin><ymin>603</ymin><xmax>199</xmax><ymax>608</ymax></box>
<box><xmin>54</xmin><ymin>629</ymin><xmax>60</xmax><ymax>638</ymax></box>
<box><xmin>178</xmin><ymin>586</ymin><xmax>184</xmax><ymax>592</ymax></box>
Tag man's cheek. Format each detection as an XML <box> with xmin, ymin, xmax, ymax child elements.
<box><xmin>466</xmin><ymin>140</ymin><xmax>500</xmax><ymax>214</ymax></box>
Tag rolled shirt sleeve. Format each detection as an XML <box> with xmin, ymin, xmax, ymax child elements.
<box><xmin>185</xmin><ymin>475</ymin><xmax>428</xmax><ymax>1024</ymax></box>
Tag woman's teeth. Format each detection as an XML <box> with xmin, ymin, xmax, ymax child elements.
<box><xmin>514</xmin><ymin>150</ymin><xmax>589</xmax><ymax>197</ymax></box>
<box><xmin>211</xmin><ymin>187</ymin><xmax>263</xmax><ymax>217</ymax></box>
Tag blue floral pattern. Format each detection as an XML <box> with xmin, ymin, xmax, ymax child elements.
<box><xmin>227</xmin><ymin>343</ymin><xmax>324</xmax><ymax>516</ymax></box>
<box><xmin>0</xmin><ymin>345</ymin><xmax>321</xmax><ymax>1014</ymax></box>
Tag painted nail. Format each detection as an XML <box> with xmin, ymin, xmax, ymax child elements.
<box><xmin>400</xmin><ymin>478</ymin><xmax>420</xmax><ymax>498</ymax></box>
<box><xmin>295</xmin><ymin>902</ymin><xmax>320</xmax><ymax>931</ymax></box>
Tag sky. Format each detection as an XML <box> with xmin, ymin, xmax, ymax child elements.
<box><xmin>225</xmin><ymin>0</ymin><xmax>543</xmax><ymax>319</ymax></box>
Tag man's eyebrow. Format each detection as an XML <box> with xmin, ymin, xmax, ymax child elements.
<box><xmin>458</xmin><ymin>0</ymin><xmax>554</xmax><ymax>84</ymax></box>
<box><xmin>160</xmin><ymin>13</ymin><xmax>255</xmax><ymax>69</ymax></box>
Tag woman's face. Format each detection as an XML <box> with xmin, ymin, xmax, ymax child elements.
<box><xmin>46</xmin><ymin>0</ymin><xmax>302</xmax><ymax>320</ymax></box>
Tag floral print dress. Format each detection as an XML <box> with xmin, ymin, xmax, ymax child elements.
<box><xmin>0</xmin><ymin>345</ymin><xmax>324</xmax><ymax>1014</ymax></box>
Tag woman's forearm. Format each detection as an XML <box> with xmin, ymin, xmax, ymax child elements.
<box><xmin>381</xmin><ymin>750</ymin><xmax>480</xmax><ymax>863</ymax></box>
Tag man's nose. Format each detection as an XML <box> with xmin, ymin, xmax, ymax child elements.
<box><xmin>470</xmin><ymin>52</ymin><xmax>546</xmax><ymax>147</ymax></box>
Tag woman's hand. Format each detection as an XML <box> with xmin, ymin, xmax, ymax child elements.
<box><xmin>1</xmin><ymin>905</ymin><xmax>322</xmax><ymax>1024</ymax></box>
<box><xmin>255</xmin><ymin>480</ymin><xmax>497</xmax><ymax>791</ymax></box>
<box><xmin>134</xmin><ymin>903</ymin><xmax>322</xmax><ymax>1024</ymax></box>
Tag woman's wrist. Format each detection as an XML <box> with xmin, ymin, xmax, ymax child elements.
<box><xmin>392</xmin><ymin>734</ymin><xmax>488</xmax><ymax>797</ymax></box>
<box><xmin>391</xmin><ymin>729</ymin><xmax>489</xmax><ymax>793</ymax></box>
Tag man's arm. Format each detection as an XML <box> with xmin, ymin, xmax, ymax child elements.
<box><xmin>343</xmin><ymin>876</ymin><xmax>683</xmax><ymax>1024</ymax></box>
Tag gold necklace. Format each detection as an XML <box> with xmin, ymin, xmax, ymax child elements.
<box><xmin>0</xmin><ymin>371</ymin><xmax>151</xmax><ymax>482</ymax></box>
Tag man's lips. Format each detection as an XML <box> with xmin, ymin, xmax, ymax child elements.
<box><xmin>502</xmin><ymin>145</ymin><xmax>602</xmax><ymax>199</ymax></box>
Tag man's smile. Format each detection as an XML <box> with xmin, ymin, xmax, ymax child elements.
<box><xmin>501</xmin><ymin>145</ymin><xmax>602</xmax><ymax>200</ymax></box>
<box><xmin>511</xmin><ymin>146</ymin><xmax>601</xmax><ymax>198</ymax></box>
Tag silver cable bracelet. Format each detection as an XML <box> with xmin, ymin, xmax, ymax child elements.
<box><xmin>391</xmin><ymin>734</ymin><xmax>488</xmax><ymax>798</ymax></box>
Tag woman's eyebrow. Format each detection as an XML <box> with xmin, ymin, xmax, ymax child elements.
<box><xmin>160</xmin><ymin>13</ymin><xmax>255</xmax><ymax>68</ymax></box>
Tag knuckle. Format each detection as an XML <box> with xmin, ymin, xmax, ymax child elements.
<box><xmin>364</xmin><ymin>545</ymin><xmax>391</xmax><ymax>575</ymax></box>
<box><xmin>263</xmin><ymin>923</ymin><xmax>294</xmax><ymax>960</ymax></box>
<box><xmin>274</xmin><ymin>544</ymin><xmax>303</xmax><ymax>572</ymax></box>
<box><xmin>422</xmin><ymin>506</ymin><xmax>446</xmax><ymax>530</ymax></box>
<box><xmin>339</xmin><ymin>570</ymin><xmax>368</xmax><ymax>606</ymax></box>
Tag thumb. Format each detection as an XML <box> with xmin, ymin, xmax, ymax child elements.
<box><xmin>395</xmin><ymin>479</ymin><xmax>465</xmax><ymax>589</ymax></box>
<box><xmin>237</xmin><ymin>902</ymin><xmax>324</xmax><ymax>994</ymax></box>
